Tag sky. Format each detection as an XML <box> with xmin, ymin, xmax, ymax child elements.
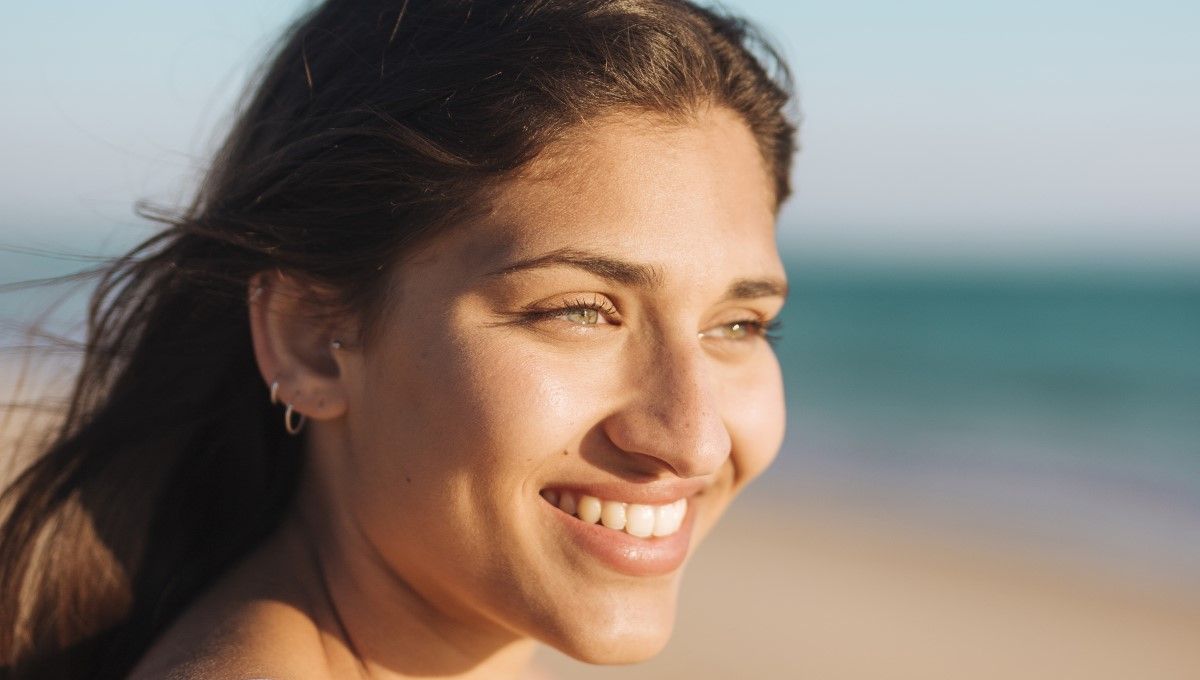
<box><xmin>1</xmin><ymin>0</ymin><xmax>1197</xmax><ymax>264</ymax></box>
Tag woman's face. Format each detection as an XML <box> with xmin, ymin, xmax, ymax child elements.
<box><xmin>324</xmin><ymin>106</ymin><xmax>787</xmax><ymax>663</ymax></box>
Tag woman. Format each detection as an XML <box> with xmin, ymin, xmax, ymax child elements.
<box><xmin>0</xmin><ymin>0</ymin><xmax>796</xmax><ymax>677</ymax></box>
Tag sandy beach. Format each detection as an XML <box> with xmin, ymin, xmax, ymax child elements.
<box><xmin>535</xmin><ymin>493</ymin><xmax>1200</xmax><ymax>679</ymax></box>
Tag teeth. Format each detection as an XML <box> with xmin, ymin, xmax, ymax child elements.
<box><xmin>577</xmin><ymin>495</ymin><xmax>602</xmax><ymax>524</ymax></box>
<box><xmin>558</xmin><ymin>491</ymin><xmax>577</xmax><ymax>516</ymax></box>
<box><xmin>625</xmin><ymin>504</ymin><xmax>655</xmax><ymax>538</ymax></box>
<box><xmin>600</xmin><ymin>500</ymin><xmax>627</xmax><ymax>531</ymax></box>
<box><xmin>542</xmin><ymin>491</ymin><xmax>688</xmax><ymax>538</ymax></box>
<box><xmin>653</xmin><ymin>498</ymin><xmax>686</xmax><ymax>537</ymax></box>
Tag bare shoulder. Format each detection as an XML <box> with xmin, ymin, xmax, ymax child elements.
<box><xmin>124</xmin><ymin>573</ymin><xmax>331</xmax><ymax>680</ymax></box>
<box><xmin>125</xmin><ymin>595</ymin><xmax>330</xmax><ymax>679</ymax></box>
<box><xmin>125</xmin><ymin>523</ymin><xmax>336</xmax><ymax>679</ymax></box>
<box><xmin>125</xmin><ymin>597</ymin><xmax>327</xmax><ymax>680</ymax></box>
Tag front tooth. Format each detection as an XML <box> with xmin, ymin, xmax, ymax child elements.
<box><xmin>577</xmin><ymin>495</ymin><xmax>602</xmax><ymax>524</ymax></box>
<box><xmin>558</xmin><ymin>491</ymin><xmax>577</xmax><ymax>516</ymax></box>
<box><xmin>600</xmin><ymin>500</ymin><xmax>627</xmax><ymax>530</ymax></box>
<box><xmin>652</xmin><ymin>502</ymin><xmax>677</xmax><ymax>536</ymax></box>
<box><xmin>672</xmin><ymin>498</ymin><xmax>688</xmax><ymax>531</ymax></box>
<box><xmin>625</xmin><ymin>504</ymin><xmax>655</xmax><ymax>537</ymax></box>
<box><xmin>653</xmin><ymin>498</ymin><xmax>687</xmax><ymax>536</ymax></box>
<box><xmin>652</xmin><ymin>503</ymin><xmax>675</xmax><ymax>537</ymax></box>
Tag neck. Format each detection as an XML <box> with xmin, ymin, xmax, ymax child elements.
<box><xmin>267</xmin><ymin>472</ymin><xmax>538</xmax><ymax>680</ymax></box>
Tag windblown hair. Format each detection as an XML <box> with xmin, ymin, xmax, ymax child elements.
<box><xmin>0</xmin><ymin>0</ymin><xmax>796</xmax><ymax>677</ymax></box>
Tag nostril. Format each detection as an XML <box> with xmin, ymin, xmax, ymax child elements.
<box><xmin>598</xmin><ymin>366</ymin><xmax>731</xmax><ymax>479</ymax></box>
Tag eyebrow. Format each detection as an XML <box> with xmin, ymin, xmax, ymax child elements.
<box><xmin>722</xmin><ymin>277</ymin><xmax>789</xmax><ymax>302</ymax></box>
<box><xmin>483</xmin><ymin>247</ymin><xmax>788</xmax><ymax>301</ymax></box>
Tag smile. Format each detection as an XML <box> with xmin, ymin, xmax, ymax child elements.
<box><xmin>539</xmin><ymin>489</ymin><xmax>688</xmax><ymax>538</ymax></box>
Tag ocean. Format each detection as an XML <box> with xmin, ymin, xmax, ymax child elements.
<box><xmin>767</xmin><ymin>256</ymin><xmax>1200</xmax><ymax>586</ymax></box>
<box><xmin>3</xmin><ymin>237</ymin><xmax>1199</xmax><ymax>583</ymax></box>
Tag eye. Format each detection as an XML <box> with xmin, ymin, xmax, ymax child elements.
<box><xmin>560</xmin><ymin>306</ymin><xmax>602</xmax><ymax>325</ymax></box>
<box><xmin>700</xmin><ymin>317</ymin><xmax>782</xmax><ymax>345</ymax></box>
<box><xmin>522</xmin><ymin>294</ymin><xmax>620</xmax><ymax>327</ymax></box>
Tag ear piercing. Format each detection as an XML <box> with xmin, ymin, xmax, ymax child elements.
<box><xmin>269</xmin><ymin>379</ymin><xmax>306</xmax><ymax>435</ymax></box>
<box><xmin>283</xmin><ymin>404</ymin><xmax>306</xmax><ymax>435</ymax></box>
<box><xmin>267</xmin><ymin>336</ymin><xmax>343</xmax><ymax>436</ymax></box>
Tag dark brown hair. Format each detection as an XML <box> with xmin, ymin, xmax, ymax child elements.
<box><xmin>0</xmin><ymin>0</ymin><xmax>796</xmax><ymax>677</ymax></box>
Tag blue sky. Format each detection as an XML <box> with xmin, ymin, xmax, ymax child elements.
<box><xmin>1</xmin><ymin>1</ymin><xmax>1197</xmax><ymax>263</ymax></box>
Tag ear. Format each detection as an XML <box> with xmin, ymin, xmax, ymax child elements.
<box><xmin>247</xmin><ymin>270</ymin><xmax>353</xmax><ymax>423</ymax></box>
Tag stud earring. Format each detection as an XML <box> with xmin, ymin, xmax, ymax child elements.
<box><xmin>269</xmin><ymin>380</ymin><xmax>281</xmax><ymax>404</ymax></box>
<box><xmin>330</xmin><ymin>339</ymin><xmax>343</xmax><ymax>350</ymax></box>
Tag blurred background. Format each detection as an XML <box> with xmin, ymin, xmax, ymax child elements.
<box><xmin>2</xmin><ymin>1</ymin><xmax>1198</xmax><ymax>677</ymax></box>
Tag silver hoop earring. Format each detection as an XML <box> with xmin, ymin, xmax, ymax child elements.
<box><xmin>269</xmin><ymin>380</ymin><xmax>281</xmax><ymax>405</ymax></box>
<box><xmin>284</xmin><ymin>403</ymin><xmax>306</xmax><ymax>435</ymax></box>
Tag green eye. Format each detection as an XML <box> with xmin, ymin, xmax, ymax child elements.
<box><xmin>705</xmin><ymin>321</ymin><xmax>756</xmax><ymax>340</ymax></box>
<box><xmin>521</xmin><ymin>295</ymin><xmax>618</xmax><ymax>328</ymax></box>
<box><xmin>561</xmin><ymin>307</ymin><xmax>601</xmax><ymax>325</ymax></box>
<box><xmin>724</xmin><ymin>322</ymin><xmax>753</xmax><ymax>339</ymax></box>
<box><xmin>700</xmin><ymin>318</ymin><xmax>780</xmax><ymax>343</ymax></box>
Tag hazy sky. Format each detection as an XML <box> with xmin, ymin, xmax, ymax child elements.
<box><xmin>2</xmin><ymin>1</ymin><xmax>1197</xmax><ymax>263</ymax></box>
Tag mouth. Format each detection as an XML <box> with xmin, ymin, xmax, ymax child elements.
<box><xmin>537</xmin><ymin>479</ymin><xmax>706</xmax><ymax>577</ymax></box>
<box><xmin>539</xmin><ymin>489</ymin><xmax>687</xmax><ymax>538</ymax></box>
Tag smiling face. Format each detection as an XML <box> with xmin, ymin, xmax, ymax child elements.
<box><xmin>320</xmin><ymin>106</ymin><xmax>787</xmax><ymax>663</ymax></box>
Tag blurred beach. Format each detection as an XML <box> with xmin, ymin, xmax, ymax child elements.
<box><xmin>536</xmin><ymin>491</ymin><xmax>1200</xmax><ymax>679</ymax></box>
<box><xmin>4</xmin><ymin>242</ymin><xmax>1199</xmax><ymax>677</ymax></box>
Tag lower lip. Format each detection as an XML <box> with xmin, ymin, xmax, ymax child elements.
<box><xmin>544</xmin><ymin>498</ymin><xmax>696</xmax><ymax>577</ymax></box>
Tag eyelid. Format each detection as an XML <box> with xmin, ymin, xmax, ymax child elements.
<box><xmin>700</xmin><ymin>315</ymin><xmax>783</xmax><ymax>345</ymax></box>
<box><xmin>521</xmin><ymin>293</ymin><xmax>621</xmax><ymax>324</ymax></box>
<box><xmin>514</xmin><ymin>294</ymin><xmax>781</xmax><ymax>345</ymax></box>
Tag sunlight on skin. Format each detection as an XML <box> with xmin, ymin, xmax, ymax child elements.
<box><xmin>131</xmin><ymin>106</ymin><xmax>788</xmax><ymax>680</ymax></box>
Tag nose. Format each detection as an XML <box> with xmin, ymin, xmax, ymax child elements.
<box><xmin>601</xmin><ymin>333</ymin><xmax>731</xmax><ymax>478</ymax></box>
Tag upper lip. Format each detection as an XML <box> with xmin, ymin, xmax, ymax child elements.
<box><xmin>540</xmin><ymin>477</ymin><xmax>711</xmax><ymax>505</ymax></box>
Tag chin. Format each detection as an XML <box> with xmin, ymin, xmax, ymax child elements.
<box><xmin>536</xmin><ymin>585</ymin><xmax>681</xmax><ymax>665</ymax></box>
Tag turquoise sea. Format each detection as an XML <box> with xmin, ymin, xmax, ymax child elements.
<box><xmin>767</xmin><ymin>256</ymin><xmax>1200</xmax><ymax>586</ymax></box>
<box><xmin>3</xmin><ymin>237</ymin><xmax>1199</xmax><ymax>583</ymax></box>
<box><xmin>773</xmin><ymin>258</ymin><xmax>1199</xmax><ymax>477</ymax></box>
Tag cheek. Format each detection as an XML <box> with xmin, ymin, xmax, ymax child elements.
<box><xmin>723</xmin><ymin>351</ymin><xmax>787</xmax><ymax>487</ymax></box>
<box><xmin>353</xmin><ymin>322</ymin><xmax>602</xmax><ymax>496</ymax></box>
<box><xmin>450</xmin><ymin>339</ymin><xmax>601</xmax><ymax>458</ymax></box>
<box><xmin>504</xmin><ymin>355</ymin><xmax>586</xmax><ymax>426</ymax></box>
<box><xmin>342</xmin><ymin>325</ymin><xmax>598</xmax><ymax>578</ymax></box>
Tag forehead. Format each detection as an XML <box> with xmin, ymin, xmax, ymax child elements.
<box><xmin>440</xmin><ymin>107</ymin><xmax>783</xmax><ymax>286</ymax></box>
<box><xmin>375</xmin><ymin>108</ymin><xmax>787</xmax><ymax>336</ymax></box>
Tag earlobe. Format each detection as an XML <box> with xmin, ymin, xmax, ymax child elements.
<box><xmin>247</xmin><ymin>271</ymin><xmax>352</xmax><ymax>425</ymax></box>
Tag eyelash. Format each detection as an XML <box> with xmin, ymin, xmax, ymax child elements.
<box><xmin>524</xmin><ymin>297</ymin><xmax>784</xmax><ymax>346</ymax></box>
<box><xmin>524</xmin><ymin>294</ymin><xmax>620</xmax><ymax>323</ymax></box>
<box><xmin>728</xmin><ymin>317</ymin><xmax>784</xmax><ymax>346</ymax></box>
